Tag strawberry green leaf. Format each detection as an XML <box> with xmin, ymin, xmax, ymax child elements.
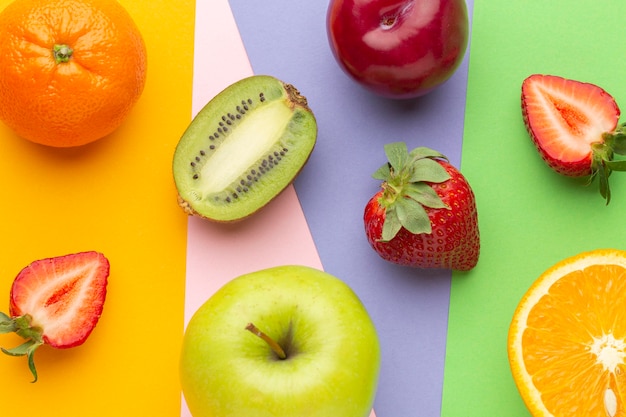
<box><xmin>607</xmin><ymin>124</ymin><xmax>626</xmax><ymax>155</ymax></box>
<box><xmin>610</xmin><ymin>137</ymin><xmax>626</xmax><ymax>155</ymax></box>
<box><xmin>381</xmin><ymin>206</ymin><xmax>402</xmax><ymax>242</ymax></box>
<box><xmin>396</xmin><ymin>196</ymin><xmax>431</xmax><ymax>235</ymax></box>
<box><xmin>409</xmin><ymin>158</ymin><xmax>451</xmax><ymax>183</ymax></box>
<box><xmin>1</xmin><ymin>340</ymin><xmax>37</xmax><ymax>356</ymax></box>
<box><xmin>0</xmin><ymin>313</ymin><xmax>44</xmax><ymax>382</ymax></box>
<box><xmin>405</xmin><ymin>183</ymin><xmax>448</xmax><ymax>209</ymax></box>
<box><xmin>384</xmin><ymin>142</ymin><xmax>409</xmax><ymax>173</ymax></box>
<box><xmin>1</xmin><ymin>340</ymin><xmax>42</xmax><ymax>383</ymax></box>
<box><xmin>604</xmin><ymin>160</ymin><xmax>626</xmax><ymax>171</ymax></box>
<box><xmin>5</xmin><ymin>343</ymin><xmax>41</xmax><ymax>382</ymax></box>
<box><xmin>11</xmin><ymin>315</ymin><xmax>42</xmax><ymax>343</ymax></box>
<box><xmin>0</xmin><ymin>312</ymin><xmax>16</xmax><ymax>334</ymax></box>
<box><xmin>374</xmin><ymin>142</ymin><xmax>454</xmax><ymax>240</ymax></box>
<box><xmin>408</xmin><ymin>146</ymin><xmax>447</xmax><ymax>161</ymax></box>
<box><xmin>26</xmin><ymin>343</ymin><xmax>39</xmax><ymax>383</ymax></box>
<box><xmin>373</xmin><ymin>142</ymin><xmax>457</xmax><ymax>240</ymax></box>
<box><xmin>597</xmin><ymin>162</ymin><xmax>611</xmax><ymax>205</ymax></box>
<box><xmin>372</xmin><ymin>163</ymin><xmax>391</xmax><ymax>180</ymax></box>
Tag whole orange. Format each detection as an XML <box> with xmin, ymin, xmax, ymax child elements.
<box><xmin>0</xmin><ymin>0</ymin><xmax>147</xmax><ymax>147</ymax></box>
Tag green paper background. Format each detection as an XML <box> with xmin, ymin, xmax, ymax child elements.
<box><xmin>443</xmin><ymin>1</ymin><xmax>626</xmax><ymax>415</ymax></box>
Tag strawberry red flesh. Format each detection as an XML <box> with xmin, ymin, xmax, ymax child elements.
<box><xmin>1</xmin><ymin>251</ymin><xmax>109</xmax><ymax>381</ymax></box>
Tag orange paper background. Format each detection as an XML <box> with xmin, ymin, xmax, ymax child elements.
<box><xmin>0</xmin><ymin>1</ymin><xmax>378</xmax><ymax>416</ymax></box>
<box><xmin>0</xmin><ymin>0</ymin><xmax>194</xmax><ymax>415</ymax></box>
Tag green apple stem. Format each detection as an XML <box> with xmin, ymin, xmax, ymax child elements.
<box><xmin>245</xmin><ymin>322</ymin><xmax>287</xmax><ymax>360</ymax></box>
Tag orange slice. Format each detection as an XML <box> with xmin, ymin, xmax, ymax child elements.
<box><xmin>508</xmin><ymin>249</ymin><xmax>626</xmax><ymax>416</ymax></box>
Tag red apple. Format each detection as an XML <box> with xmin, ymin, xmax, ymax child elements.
<box><xmin>327</xmin><ymin>0</ymin><xmax>469</xmax><ymax>98</ymax></box>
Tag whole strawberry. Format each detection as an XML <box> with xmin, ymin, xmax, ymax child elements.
<box><xmin>0</xmin><ymin>251</ymin><xmax>109</xmax><ymax>382</ymax></box>
<box><xmin>521</xmin><ymin>74</ymin><xmax>626</xmax><ymax>204</ymax></box>
<box><xmin>364</xmin><ymin>142</ymin><xmax>479</xmax><ymax>271</ymax></box>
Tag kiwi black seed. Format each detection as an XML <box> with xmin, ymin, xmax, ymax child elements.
<box><xmin>173</xmin><ymin>75</ymin><xmax>317</xmax><ymax>222</ymax></box>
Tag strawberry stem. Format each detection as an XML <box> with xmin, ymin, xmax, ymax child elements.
<box><xmin>591</xmin><ymin>123</ymin><xmax>626</xmax><ymax>205</ymax></box>
<box><xmin>372</xmin><ymin>142</ymin><xmax>451</xmax><ymax>241</ymax></box>
<box><xmin>0</xmin><ymin>312</ymin><xmax>44</xmax><ymax>382</ymax></box>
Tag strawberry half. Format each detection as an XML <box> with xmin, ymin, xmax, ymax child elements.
<box><xmin>364</xmin><ymin>142</ymin><xmax>480</xmax><ymax>271</ymax></box>
<box><xmin>0</xmin><ymin>251</ymin><xmax>109</xmax><ymax>382</ymax></box>
<box><xmin>521</xmin><ymin>74</ymin><xmax>626</xmax><ymax>204</ymax></box>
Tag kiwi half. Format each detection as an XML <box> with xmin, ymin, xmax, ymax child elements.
<box><xmin>173</xmin><ymin>75</ymin><xmax>317</xmax><ymax>222</ymax></box>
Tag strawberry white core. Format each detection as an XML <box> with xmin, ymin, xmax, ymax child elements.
<box><xmin>530</xmin><ymin>83</ymin><xmax>613</xmax><ymax>160</ymax></box>
<box><xmin>22</xmin><ymin>261</ymin><xmax>102</xmax><ymax>338</ymax></box>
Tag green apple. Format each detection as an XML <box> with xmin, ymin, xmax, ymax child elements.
<box><xmin>180</xmin><ymin>265</ymin><xmax>381</xmax><ymax>417</ymax></box>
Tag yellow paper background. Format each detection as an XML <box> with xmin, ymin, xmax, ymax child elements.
<box><xmin>0</xmin><ymin>0</ymin><xmax>193</xmax><ymax>415</ymax></box>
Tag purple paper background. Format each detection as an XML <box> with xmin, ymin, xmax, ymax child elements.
<box><xmin>228</xmin><ymin>1</ymin><xmax>473</xmax><ymax>415</ymax></box>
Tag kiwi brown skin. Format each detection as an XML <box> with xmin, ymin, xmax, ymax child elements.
<box><xmin>173</xmin><ymin>75</ymin><xmax>317</xmax><ymax>222</ymax></box>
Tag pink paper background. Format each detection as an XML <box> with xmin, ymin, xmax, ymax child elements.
<box><xmin>181</xmin><ymin>1</ymin><xmax>374</xmax><ymax>416</ymax></box>
<box><xmin>182</xmin><ymin>0</ymin><xmax>322</xmax><ymax>337</ymax></box>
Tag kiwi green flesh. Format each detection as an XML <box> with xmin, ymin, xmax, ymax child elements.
<box><xmin>173</xmin><ymin>75</ymin><xmax>317</xmax><ymax>222</ymax></box>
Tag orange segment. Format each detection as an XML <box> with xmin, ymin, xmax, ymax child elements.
<box><xmin>509</xmin><ymin>249</ymin><xmax>626</xmax><ymax>417</ymax></box>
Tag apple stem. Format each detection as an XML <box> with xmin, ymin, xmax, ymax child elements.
<box><xmin>245</xmin><ymin>323</ymin><xmax>287</xmax><ymax>360</ymax></box>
